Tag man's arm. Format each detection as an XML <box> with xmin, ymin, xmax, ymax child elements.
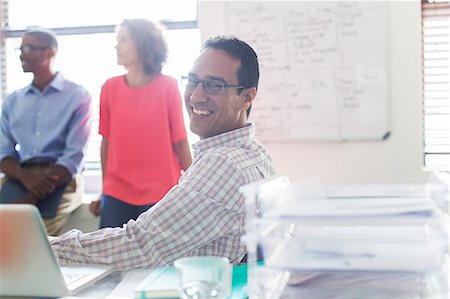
<box><xmin>0</xmin><ymin>157</ymin><xmax>29</xmax><ymax>184</ymax></box>
<box><xmin>55</xmin><ymin>89</ymin><xmax>92</xmax><ymax>176</ymax></box>
<box><xmin>173</xmin><ymin>139</ymin><xmax>192</xmax><ymax>171</ymax></box>
<box><xmin>0</xmin><ymin>92</ymin><xmax>55</xmax><ymax>201</ymax></box>
<box><xmin>51</xmin><ymin>153</ymin><xmax>244</xmax><ymax>270</ymax></box>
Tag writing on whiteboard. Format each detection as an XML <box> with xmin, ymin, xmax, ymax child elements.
<box><xmin>226</xmin><ymin>2</ymin><xmax>389</xmax><ymax>141</ymax></box>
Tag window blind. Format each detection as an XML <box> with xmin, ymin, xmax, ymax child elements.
<box><xmin>422</xmin><ymin>0</ymin><xmax>450</xmax><ymax>171</ymax></box>
<box><xmin>0</xmin><ymin>0</ymin><xmax>8</xmax><ymax>99</ymax></box>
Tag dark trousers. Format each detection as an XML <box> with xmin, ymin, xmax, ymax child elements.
<box><xmin>99</xmin><ymin>194</ymin><xmax>153</xmax><ymax>228</ymax></box>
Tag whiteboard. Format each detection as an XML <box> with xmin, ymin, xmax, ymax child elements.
<box><xmin>224</xmin><ymin>1</ymin><xmax>390</xmax><ymax>141</ymax></box>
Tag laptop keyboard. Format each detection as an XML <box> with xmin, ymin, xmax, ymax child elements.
<box><xmin>63</xmin><ymin>272</ymin><xmax>90</xmax><ymax>285</ymax></box>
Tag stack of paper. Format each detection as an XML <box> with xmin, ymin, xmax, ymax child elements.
<box><xmin>244</xmin><ymin>181</ymin><xmax>449</xmax><ymax>298</ymax></box>
<box><xmin>264</xmin><ymin>196</ymin><xmax>442</xmax><ymax>223</ymax></box>
<box><xmin>260</xmin><ymin>182</ymin><xmax>444</xmax><ymax>221</ymax></box>
<box><xmin>263</xmin><ymin>225</ymin><xmax>444</xmax><ymax>272</ymax></box>
<box><xmin>255</xmin><ymin>183</ymin><xmax>447</xmax><ymax>272</ymax></box>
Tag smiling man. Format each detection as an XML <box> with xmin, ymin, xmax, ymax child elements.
<box><xmin>0</xmin><ymin>28</ymin><xmax>92</xmax><ymax>236</ymax></box>
<box><xmin>185</xmin><ymin>41</ymin><xmax>256</xmax><ymax>138</ymax></box>
<box><xmin>50</xmin><ymin>36</ymin><xmax>275</xmax><ymax>269</ymax></box>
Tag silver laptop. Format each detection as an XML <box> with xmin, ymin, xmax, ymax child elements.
<box><xmin>0</xmin><ymin>204</ymin><xmax>113</xmax><ymax>297</ymax></box>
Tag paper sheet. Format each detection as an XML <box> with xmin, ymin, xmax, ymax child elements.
<box><xmin>106</xmin><ymin>269</ymin><xmax>152</xmax><ymax>299</ymax></box>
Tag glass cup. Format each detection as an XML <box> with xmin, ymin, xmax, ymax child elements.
<box><xmin>174</xmin><ymin>256</ymin><xmax>232</xmax><ymax>299</ymax></box>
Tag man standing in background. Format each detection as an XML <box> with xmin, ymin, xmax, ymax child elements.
<box><xmin>0</xmin><ymin>28</ymin><xmax>92</xmax><ymax>236</ymax></box>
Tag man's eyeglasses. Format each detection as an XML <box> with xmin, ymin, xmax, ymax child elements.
<box><xmin>17</xmin><ymin>45</ymin><xmax>49</xmax><ymax>55</ymax></box>
<box><xmin>182</xmin><ymin>76</ymin><xmax>247</xmax><ymax>95</ymax></box>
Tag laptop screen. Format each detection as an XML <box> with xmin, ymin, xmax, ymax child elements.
<box><xmin>0</xmin><ymin>204</ymin><xmax>112</xmax><ymax>297</ymax></box>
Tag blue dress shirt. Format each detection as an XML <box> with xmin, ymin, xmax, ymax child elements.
<box><xmin>0</xmin><ymin>72</ymin><xmax>92</xmax><ymax>175</ymax></box>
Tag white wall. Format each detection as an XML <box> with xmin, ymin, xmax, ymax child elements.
<box><xmin>198</xmin><ymin>1</ymin><xmax>429</xmax><ymax>184</ymax></box>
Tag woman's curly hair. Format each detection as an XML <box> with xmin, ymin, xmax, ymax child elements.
<box><xmin>120</xmin><ymin>19</ymin><xmax>168</xmax><ymax>74</ymax></box>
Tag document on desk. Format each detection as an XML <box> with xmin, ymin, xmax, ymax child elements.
<box><xmin>324</xmin><ymin>184</ymin><xmax>427</xmax><ymax>198</ymax></box>
<box><xmin>264</xmin><ymin>225</ymin><xmax>445</xmax><ymax>272</ymax></box>
<box><xmin>134</xmin><ymin>266</ymin><xmax>179</xmax><ymax>299</ymax></box>
<box><xmin>265</xmin><ymin>196</ymin><xmax>440</xmax><ymax>219</ymax></box>
<box><xmin>106</xmin><ymin>269</ymin><xmax>152</xmax><ymax>299</ymax></box>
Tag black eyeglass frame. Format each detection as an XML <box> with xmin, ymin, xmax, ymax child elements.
<box><xmin>16</xmin><ymin>44</ymin><xmax>50</xmax><ymax>55</ymax></box>
<box><xmin>182</xmin><ymin>75</ymin><xmax>248</xmax><ymax>95</ymax></box>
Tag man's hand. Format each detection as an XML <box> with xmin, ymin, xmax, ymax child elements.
<box><xmin>21</xmin><ymin>165</ymin><xmax>70</xmax><ymax>200</ymax></box>
<box><xmin>1</xmin><ymin>157</ymin><xmax>71</xmax><ymax>201</ymax></box>
<box><xmin>21</xmin><ymin>172</ymin><xmax>57</xmax><ymax>199</ymax></box>
<box><xmin>89</xmin><ymin>198</ymin><xmax>101</xmax><ymax>217</ymax></box>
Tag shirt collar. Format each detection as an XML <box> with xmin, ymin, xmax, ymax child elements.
<box><xmin>24</xmin><ymin>72</ymin><xmax>65</xmax><ymax>94</ymax></box>
<box><xmin>192</xmin><ymin>123</ymin><xmax>255</xmax><ymax>158</ymax></box>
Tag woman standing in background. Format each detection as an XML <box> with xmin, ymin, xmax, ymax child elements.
<box><xmin>90</xmin><ymin>19</ymin><xmax>192</xmax><ymax>228</ymax></box>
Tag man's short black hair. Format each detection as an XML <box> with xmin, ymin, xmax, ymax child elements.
<box><xmin>24</xmin><ymin>27</ymin><xmax>58</xmax><ymax>50</ymax></box>
<box><xmin>202</xmin><ymin>36</ymin><xmax>259</xmax><ymax>118</ymax></box>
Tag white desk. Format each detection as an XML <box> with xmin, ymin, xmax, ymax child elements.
<box><xmin>62</xmin><ymin>268</ymin><xmax>449</xmax><ymax>299</ymax></box>
<box><xmin>63</xmin><ymin>270</ymin><xmax>151</xmax><ymax>299</ymax></box>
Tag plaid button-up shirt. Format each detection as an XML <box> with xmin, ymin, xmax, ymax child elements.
<box><xmin>51</xmin><ymin>124</ymin><xmax>275</xmax><ymax>270</ymax></box>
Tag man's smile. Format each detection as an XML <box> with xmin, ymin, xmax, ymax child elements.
<box><xmin>192</xmin><ymin>108</ymin><xmax>213</xmax><ymax>116</ymax></box>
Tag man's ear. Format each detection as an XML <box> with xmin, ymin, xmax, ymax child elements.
<box><xmin>46</xmin><ymin>47</ymin><xmax>57</xmax><ymax>60</ymax></box>
<box><xmin>241</xmin><ymin>87</ymin><xmax>257</xmax><ymax>112</ymax></box>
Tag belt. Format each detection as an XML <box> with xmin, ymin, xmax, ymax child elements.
<box><xmin>21</xmin><ymin>160</ymin><xmax>55</xmax><ymax>168</ymax></box>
